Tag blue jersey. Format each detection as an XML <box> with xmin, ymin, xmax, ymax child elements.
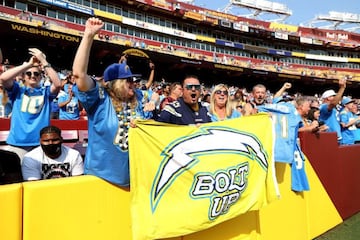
<box><xmin>354</xmin><ymin>123</ymin><xmax>360</xmax><ymax>143</ymax></box>
<box><xmin>339</xmin><ymin>109</ymin><xmax>356</xmax><ymax>145</ymax></box>
<box><xmin>291</xmin><ymin>142</ymin><xmax>310</xmax><ymax>192</ymax></box>
<box><xmin>138</xmin><ymin>88</ymin><xmax>154</xmax><ymax>119</ymax></box>
<box><xmin>258</xmin><ymin>103</ymin><xmax>301</xmax><ymax>163</ymax></box>
<box><xmin>6</xmin><ymin>81</ymin><xmax>56</xmax><ymax>146</ymax></box>
<box><xmin>73</xmin><ymin>82</ymin><xmax>150</xmax><ymax>187</ymax></box>
<box><xmin>319</xmin><ymin>103</ymin><xmax>341</xmax><ymax>140</ymax></box>
<box><xmin>157</xmin><ymin>97</ymin><xmax>211</xmax><ymax>125</ymax></box>
<box><xmin>0</xmin><ymin>94</ymin><xmax>12</xmax><ymax>117</ymax></box>
<box><xmin>210</xmin><ymin>109</ymin><xmax>241</xmax><ymax>122</ymax></box>
<box><xmin>58</xmin><ymin>93</ymin><xmax>81</xmax><ymax>120</ymax></box>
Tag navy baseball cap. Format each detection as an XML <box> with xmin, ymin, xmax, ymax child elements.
<box><xmin>103</xmin><ymin>63</ymin><xmax>141</xmax><ymax>82</ymax></box>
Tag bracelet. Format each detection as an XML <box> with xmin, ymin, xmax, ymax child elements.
<box><xmin>43</xmin><ymin>64</ymin><xmax>51</xmax><ymax>69</ymax></box>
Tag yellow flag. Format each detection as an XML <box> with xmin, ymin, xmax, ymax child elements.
<box><xmin>129</xmin><ymin>114</ymin><xmax>279</xmax><ymax>240</ymax></box>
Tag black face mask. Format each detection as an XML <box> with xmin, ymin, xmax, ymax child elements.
<box><xmin>41</xmin><ymin>143</ymin><xmax>62</xmax><ymax>158</ymax></box>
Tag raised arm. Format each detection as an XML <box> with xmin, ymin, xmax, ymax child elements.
<box><xmin>28</xmin><ymin>48</ymin><xmax>61</xmax><ymax>95</ymax></box>
<box><xmin>145</xmin><ymin>61</ymin><xmax>155</xmax><ymax>90</ymax></box>
<box><xmin>72</xmin><ymin>17</ymin><xmax>104</xmax><ymax>92</ymax></box>
<box><xmin>329</xmin><ymin>78</ymin><xmax>346</xmax><ymax>110</ymax></box>
<box><xmin>0</xmin><ymin>61</ymin><xmax>31</xmax><ymax>89</ymax></box>
<box><xmin>274</xmin><ymin>82</ymin><xmax>291</xmax><ymax>99</ymax></box>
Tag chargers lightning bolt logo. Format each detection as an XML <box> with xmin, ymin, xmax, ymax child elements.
<box><xmin>150</xmin><ymin>126</ymin><xmax>268</xmax><ymax>212</ymax></box>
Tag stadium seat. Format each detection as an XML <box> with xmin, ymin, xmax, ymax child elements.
<box><xmin>78</xmin><ymin>130</ymin><xmax>88</xmax><ymax>144</ymax></box>
<box><xmin>61</xmin><ymin>130</ymin><xmax>79</xmax><ymax>148</ymax></box>
<box><xmin>74</xmin><ymin>130</ymin><xmax>88</xmax><ymax>158</ymax></box>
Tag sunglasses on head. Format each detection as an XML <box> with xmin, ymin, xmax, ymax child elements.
<box><xmin>215</xmin><ymin>90</ymin><xmax>228</xmax><ymax>95</ymax></box>
<box><xmin>25</xmin><ymin>71</ymin><xmax>40</xmax><ymax>77</ymax></box>
<box><xmin>185</xmin><ymin>84</ymin><xmax>201</xmax><ymax>90</ymax></box>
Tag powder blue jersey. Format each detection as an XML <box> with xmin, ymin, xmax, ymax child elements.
<box><xmin>0</xmin><ymin>93</ymin><xmax>12</xmax><ymax>117</ymax></box>
<box><xmin>73</xmin><ymin>82</ymin><xmax>151</xmax><ymax>187</ymax></box>
<box><xmin>6</xmin><ymin>81</ymin><xmax>56</xmax><ymax>146</ymax></box>
<box><xmin>291</xmin><ymin>142</ymin><xmax>310</xmax><ymax>192</ymax></box>
<box><xmin>210</xmin><ymin>109</ymin><xmax>241</xmax><ymax>122</ymax></box>
<box><xmin>319</xmin><ymin>103</ymin><xmax>341</xmax><ymax>140</ymax></box>
<box><xmin>354</xmin><ymin>127</ymin><xmax>360</xmax><ymax>143</ymax></box>
<box><xmin>258</xmin><ymin>102</ymin><xmax>301</xmax><ymax>163</ymax></box>
<box><xmin>58</xmin><ymin>93</ymin><xmax>81</xmax><ymax>120</ymax></box>
<box><xmin>339</xmin><ymin>109</ymin><xmax>356</xmax><ymax>145</ymax></box>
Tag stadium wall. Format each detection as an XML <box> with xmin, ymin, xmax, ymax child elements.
<box><xmin>0</xmin><ymin>159</ymin><xmax>342</xmax><ymax>240</ymax></box>
<box><xmin>299</xmin><ymin>131</ymin><xmax>360</xmax><ymax>219</ymax></box>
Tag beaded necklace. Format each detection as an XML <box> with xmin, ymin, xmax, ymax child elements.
<box><xmin>117</xmin><ymin>102</ymin><xmax>137</xmax><ymax>129</ymax></box>
<box><xmin>116</xmin><ymin>102</ymin><xmax>138</xmax><ymax>151</ymax></box>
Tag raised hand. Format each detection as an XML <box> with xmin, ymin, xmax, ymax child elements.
<box><xmin>84</xmin><ymin>17</ymin><xmax>104</xmax><ymax>37</ymax></box>
<box><xmin>149</xmin><ymin>61</ymin><xmax>155</xmax><ymax>70</ymax></box>
<box><xmin>283</xmin><ymin>82</ymin><xmax>292</xmax><ymax>89</ymax></box>
<box><xmin>338</xmin><ymin>78</ymin><xmax>346</xmax><ymax>88</ymax></box>
<box><xmin>28</xmin><ymin>48</ymin><xmax>49</xmax><ymax>67</ymax></box>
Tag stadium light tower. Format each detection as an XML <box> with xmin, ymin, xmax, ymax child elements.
<box><xmin>305</xmin><ymin>11</ymin><xmax>360</xmax><ymax>33</ymax></box>
<box><xmin>219</xmin><ymin>0</ymin><xmax>292</xmax><ymax>23</ymax></box>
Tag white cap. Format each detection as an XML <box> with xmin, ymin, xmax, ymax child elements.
<box><xmin>321</xmin><ymin>90</ymin><xmax>336</xmax><ymax>99</ymax></box>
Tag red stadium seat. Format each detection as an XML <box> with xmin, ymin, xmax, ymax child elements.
<box><xmin>61</xmin><ymin>130</ymin><xmax>79</xmax><ymax>148</ymax></box>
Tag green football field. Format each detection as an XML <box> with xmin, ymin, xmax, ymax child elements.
<box><xmin>314</xmin><ymin>212</ymin><xmax>360</xmax><ymax>240</ymax></box>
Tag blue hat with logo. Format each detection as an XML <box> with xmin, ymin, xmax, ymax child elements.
<box><xmin>103</xmin><ymin>63</ymin><xmax>141</xmax><ymax>82</ymax></box>
<box><xmin>341</xmin><ymin>97</ymin><xmax>354</xmax><ymax>106</ymax></box>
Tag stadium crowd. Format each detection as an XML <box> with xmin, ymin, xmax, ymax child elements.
<box><xmin>1</xmin><ymin>18</ymin><xmax>360</xmax><ymax>185</ymax></box>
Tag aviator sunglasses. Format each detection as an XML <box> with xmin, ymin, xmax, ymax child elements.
<box><xmin>215</xmin><ymin>90</ymin><xmax>228</xmax><ymax>95</ymax></box>
<box><xmin>25</xmin><ymin>71</ymin><xmax>41</xmax><ymax>77</ymax></box>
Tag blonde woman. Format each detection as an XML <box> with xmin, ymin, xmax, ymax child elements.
<box><xmin>71</xmin><ymin>17</ymin><xmax>158</xmax><ymax>187</ymax></box>
<box><xmin>209</xmin><ymin>84</ymin><xmax>241</xmax><ymax>122</ymax></box>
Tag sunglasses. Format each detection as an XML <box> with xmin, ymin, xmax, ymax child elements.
<box><xmin>215</xmin><ymin>90</ymin><xmax>228</xmax><ymax>95</ymax></box>
<box><xmin>25</xmin><ymin>71</ymin><xmax>40</xmax><ymax>77</ymax></box>
<box><xmin>185</xmin><ymin>84</ymin><xmax>201</xmax><ymax>90</ymax></box>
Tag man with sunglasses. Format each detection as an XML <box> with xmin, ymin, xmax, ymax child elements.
<box><xmin>0</xmin><ymin>48</ymin><xmax>61</xmax><ymax>161</ymax></box>
<box><xmin>158</xmin><ymin>75</ymin><xmax>211</xmax><ymax>125</ymax></box>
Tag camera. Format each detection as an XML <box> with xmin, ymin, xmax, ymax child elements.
<box><xmin>318</xmin><ymin>121</ymin><xmax>325</xmax><ymax>127</ymax></box>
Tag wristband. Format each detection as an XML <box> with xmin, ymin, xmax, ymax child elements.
<box><xmin>43</xmin><ymin>64</ymin><xmax>51</xmax><ymax>69</ymax></box>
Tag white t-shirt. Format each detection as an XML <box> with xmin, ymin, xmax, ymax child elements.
<box><xmin>22</xmin><ymin>145</ymin><xmax>84</xmax><ymax>180</ymax></box>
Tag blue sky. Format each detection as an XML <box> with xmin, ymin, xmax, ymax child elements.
<box><xmin>193</xmin><ymin>0</ymin><xmax>360</xmax><ymax>29</ymax></box>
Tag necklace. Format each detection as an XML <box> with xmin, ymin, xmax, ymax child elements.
<box><xmin>115</xmin><ymin>102</ymin><xmax>139</xmax><ymax>151</ymax></box>
<box><xmin>116</xmin><ymin>102</ymin><xmax>137</xmax><ymax>129</ymax></box>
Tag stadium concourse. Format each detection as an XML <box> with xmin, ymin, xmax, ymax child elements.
<box><xmin>0</xmin><ymin>26</ymin><xmax>359</xmax><ymax>98</ymax></box>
